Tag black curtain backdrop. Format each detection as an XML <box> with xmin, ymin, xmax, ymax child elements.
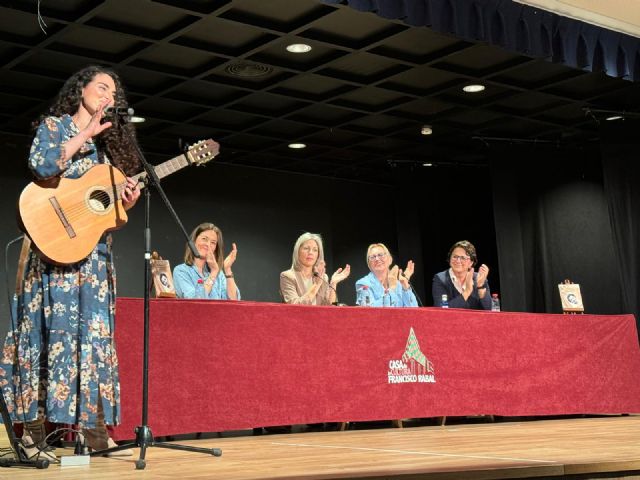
<box><xmin>411</xmin><ymin>163</ymin><xmax>500</xmax><ymax>306</ymax></box>
<box><xmin>600</xmin><ymin>119</ymin><xmax>640</xmax><ymax>327</ymax></box>
<box><xmin>491</xmin><ymin>143</ymin><xmax>623</xmax><ymax>317</ymax></box>
<box><xmin>0</xmin><ymin>157</ymin><xmax>399</xmax><ymax>337</ymax></box>
<box><xmin>322</xmin><ymin>0</ymin><xmax>639</xmax><ymax>333</ymax></box>
<box><xmin>1</xmin><ymin>130</ymin><xmax>637</xmax><ymax>334</ymax></box>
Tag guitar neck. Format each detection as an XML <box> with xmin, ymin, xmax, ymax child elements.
<box><xmin>129</xmin><ymin>153</ymin><xmax>190</xmax><ymax>191</ymax></box>
<box><xmin>114</xmin><ymin>139</ymin><xmax>217</xmax><ymax>196</ymax></box>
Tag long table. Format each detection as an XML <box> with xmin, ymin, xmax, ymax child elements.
<box><xmin>111</xmin><ymin>298</ymin><xmax>640</xmax><ymax>440</ymax></box>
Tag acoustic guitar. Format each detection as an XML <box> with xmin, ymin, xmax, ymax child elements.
<box><xmin>18</xmin><ymin>139</ymin><xmax>218</xmax><ymax>265</ymax></box>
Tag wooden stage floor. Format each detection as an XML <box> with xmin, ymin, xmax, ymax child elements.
<box><xmin>2</xmin><ymin>416</ymin><xmax>640</xmax><ymax>479</ymax></box>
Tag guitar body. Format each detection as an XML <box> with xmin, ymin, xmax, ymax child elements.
<box><xmin>18</xmin><ymin>138</ymin><xmax>218</xmax><ymax>265</ymax></box>
<box><xmin>19</xmin><ymin>164</ymin><xmax>128</xmax><ymax>265</ymax></box>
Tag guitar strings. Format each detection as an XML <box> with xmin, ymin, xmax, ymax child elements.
<box><xmin>47</xmin><ymin>150</ymin><xmax>210</xmax><ymax>221</ymax></box>
<box><xmin>48</xmin><ymin>181</ymin><xmax>129</xmax><ymax>221</ymax></box>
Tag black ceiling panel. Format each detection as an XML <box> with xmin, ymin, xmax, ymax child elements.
<box><xmin>0</xmin><ymin>0</ymin><xmax>638</xmax><ymax>184</ymax></box>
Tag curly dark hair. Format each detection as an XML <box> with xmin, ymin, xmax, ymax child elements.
<box><xmin>34</xmin><ymin>65</ymin><xmax>141</xmax><ymax>175</ymax></box>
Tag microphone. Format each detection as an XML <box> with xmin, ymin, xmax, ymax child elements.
<box><xmin>103</xmin><ymin>106</ymin><xmax>134</xmax><ymax>117</ymax></box>
<box><xmin>400</xmin><ymin>272</ymin><xmax>424</xmax><ymax>307</ymax></box>
<box><xmin>313</xmin><ymin>271</ymin><xmax>336</xmax><ymax>292</ymax></box>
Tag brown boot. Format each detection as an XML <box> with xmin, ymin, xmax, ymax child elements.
<box><xmin>81</xmin><ymin>426</ymin><xmax>109</xmax><ymax>451</ymax></box>
<box><xmin>77</xmin><ymin>431</ymin><xmax>133</xmax><ymax>457</ymax></box>
<box><xmin>81</xmin><ymin>401</ymin><xmax>132</xmax><ymax>457</ymax></box>
<box><xmin>24</xmin><ymin>418</ymin><xmax>53</xmax><ymax>452</ymax></box>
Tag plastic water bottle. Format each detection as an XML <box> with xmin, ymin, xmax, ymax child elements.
<box><xmin>358</xmin><ymin>286</ymin><xmax>372</xmax><ymax>307</ymax></box>
<box><xmin>441</xmin><ymin>294</ymin><xmax>448</xmax><ymax>308</ymax></box>
<box><xmin>491</xmin><ymin>293</ymin><xmax>501</xmax><ymax>312</ymax></box>
<box><xmin>195</xmin><ymin>278</ymin><xmax>206</xmax><ymax>299</ymax></box>
<box><xmin>382</xmin><ymin>289</ymin><xmax>391</xmax><ymax>307</ymax></box>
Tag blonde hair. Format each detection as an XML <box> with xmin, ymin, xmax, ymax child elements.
<box><xmin>184</xmin><ymin>222</ymin><xmax>224</xmax><ymax>269</ymax></box>
<box><xmin>366</xmin><ymin>243</ymin><xmax>392</xmax><ymax>269</ymax></box>
<box><xmin>291</xmin><ymin>232</ymin><xmax>324</xmax><ymax>270</ymax></box>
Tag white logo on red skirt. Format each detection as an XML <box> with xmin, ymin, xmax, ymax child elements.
<box><xmin>387</xmin><ymin>327</ymin><xmax>435</xmax><ymax>384</ymax></box>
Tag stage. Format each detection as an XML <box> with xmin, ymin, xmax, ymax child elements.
<box><xmin>3</xmin><ymin>300</ymin><xmax>640</xmax><ymax>477</ymax></box>
<box><xmin>3</xmin><ymin>416</ymin><xmax>640</xmax><ymax>479</ymax></box>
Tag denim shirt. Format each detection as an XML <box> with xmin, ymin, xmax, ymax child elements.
<box><xmin>355</xmin><ymin>272</ymin><xmax>418</xmax><ymax>307</ymax></box>
<box><xmin>173</xmin><ymin>263</ymin><xmax>240</xmax><ymax>300</ymax></box>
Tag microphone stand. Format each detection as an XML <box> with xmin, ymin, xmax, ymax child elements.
<box><xmin>88</xmin><ymin>113</ymin><xmax>221</xmax><ymax>469</ymax></box>
<box><xmin>312</xmin><ymin>272</ymin><xmax>345</xmax><ymax>306</ymax></box>
<box><xmin>401</xmin><ymin>274</ymin><xmax>424</xmax><ymax>307</ymax></box>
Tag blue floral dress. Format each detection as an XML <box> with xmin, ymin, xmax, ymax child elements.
<box><xmin>0</xmin><ymin>114</ymin><xmax>121</xmax><ymax>428</ymax></box>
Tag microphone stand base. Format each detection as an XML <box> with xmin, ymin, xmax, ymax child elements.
<box><xmin>88</xmin><ymin>424</ymin><xmax>221</xmax><ymax>470</ymax></box>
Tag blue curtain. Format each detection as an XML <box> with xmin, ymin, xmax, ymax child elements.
<box><xmin>323</xmin><ymin>0</ymin><xmax>640</xmax><ymax>82</ymax></box>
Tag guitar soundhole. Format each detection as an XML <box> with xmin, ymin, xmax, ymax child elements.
<box><xmin>87</xmin><ymin>188</ymin><xmax>112</xmax><ymax>213</ymax></box>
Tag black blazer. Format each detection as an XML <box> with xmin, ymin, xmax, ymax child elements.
<box><xmin>432</xmin><ymin>270</ymin><xmax>491</xmax><ymax>310</ymax></box>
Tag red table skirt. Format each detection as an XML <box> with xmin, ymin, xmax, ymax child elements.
<box><xmin>111</xmin><ymin>298</ymin><xmax>640</xmax><ymax>440</ymax></box>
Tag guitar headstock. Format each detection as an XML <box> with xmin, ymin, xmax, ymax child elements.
<box><xmin>186</xmin><ymin>139</ymin><xmax>219</xmax><ymax>166</ymax></box>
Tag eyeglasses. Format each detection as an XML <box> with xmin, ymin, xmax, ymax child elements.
<box><xmin>451</xmin><ymin>255</ymin><xmax>470</xmax><ymax>262</ymax></box>
<box><xmin>368</xmin><ymin>253</ymin><xmax>387</xmax><ymax>261</ymax></box>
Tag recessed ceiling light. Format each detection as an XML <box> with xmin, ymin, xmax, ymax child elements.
<box><xmin>463</xmin><ymin>84</ymin><xmax>485</xmax><ymax>93</ymax></box>
<box><xmin>422</xmin><ymin>162</ymin><xmax>433</xmax><ymax>167</ymax></box>
<box><xmin>606</xmin><ymin>115</ymin><xmax>623</xmax><ymax>121</ymax></box>
<box><xmin>286</xmin><ymin>43</ymin><xmax>312</xmax><ymax>53</ymax></box>
<box><xmin>129</xmin><ymin>116</ymin><xmax>146</xmax><ymax>123</ymax></box>
<box><xmin>288</xmin><ymin>143</ymin><xmax>306</xmax><ymax>149</ymax></box>
<box><xmin>421</xmin><ymin>125</ymin><xmax>433</xmax><ymax>135</ymax></box>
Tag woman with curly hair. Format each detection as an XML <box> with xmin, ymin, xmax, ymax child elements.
<box><xmin>0</xmin><ymin>65</ymin><xmax>141</xmax><ymax>459</ymax></box>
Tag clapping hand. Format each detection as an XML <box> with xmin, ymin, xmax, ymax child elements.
<box><xmin>399</xmin><ymin>260</ymin><xmax>415</xmax><ymax>290</ymax></box>
<box><xmin>206</xmin><ymin>249</ymin><xmax>219</xmax><ymax>275</ymax></box>
<box><xmin>389</xmin><ymin>265</ymin><xmax>399</xmax><ymax>290</ymax></box>
<box><xmin>223</xmin><ymin>243</ymin><xmax>238</xmax><ymax>274</ymax></box>
<box><xmin>313</xmin><ymin>259</ymin><xmax>326</xmax><ymax>285</ymax></box>
<box><xmin>476</xmin><ymin>263</ymin><xmax>489</xmax><ymax>287</ymax></box>
<box><xmin>330</xmin><ymin>264</ymin><xmax>351</xmax><ymax>285</ymax></box>
<box><xmin>464</xmin><ymin>267</ymin><xmax>475</xmax><ymax>292</ymax></box>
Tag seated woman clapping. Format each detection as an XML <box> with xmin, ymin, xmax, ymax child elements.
<box><xmin>432</xmin><ymin>240</ymin><xmax>490</xmax><ymax>309</ymax></box>
<box><xmin>355</xmin><ymin>243</ymin><xmax>418</xmax><ymax>307</ymax></box>
<box><xmin>173</xmin><ymin>222</ymin><xmax>240</xmax><ymax>300</ymax></box>
<box><xmin>280</xmin><ymin>232</ymin><xmax>350</xmax><ymax>305</ymax></box>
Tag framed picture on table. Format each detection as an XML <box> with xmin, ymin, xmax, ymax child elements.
<box><xmin>151</xmin><ymin>256</ymin><xmax>176</xmax><ymax>298</ymax></box>
<box><xmin>558</xmin><ymin>281</ymin><xmax>584</xmax><ymax>313</ymax></box>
